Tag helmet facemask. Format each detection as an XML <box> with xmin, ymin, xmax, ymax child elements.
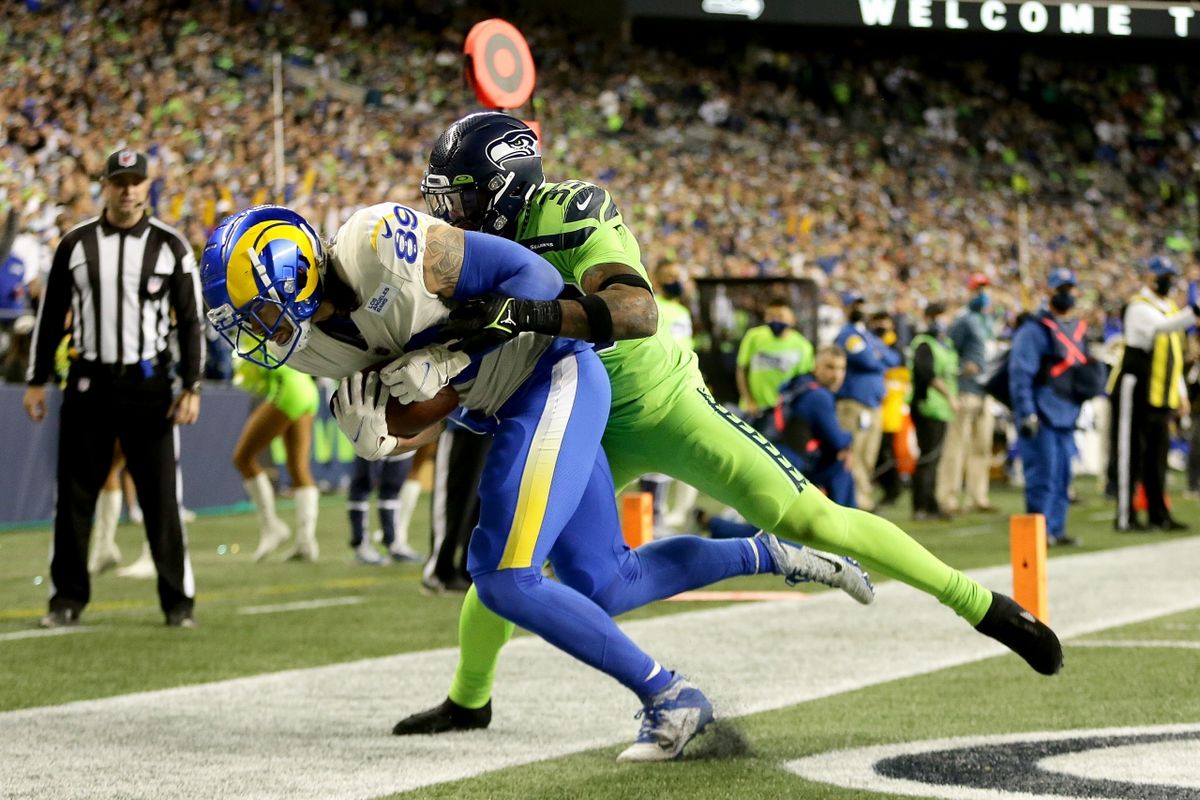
<box><xmin>200</xmin><ymin>206</ymin><xmax>324</xmax><ymax>369</ymax></box>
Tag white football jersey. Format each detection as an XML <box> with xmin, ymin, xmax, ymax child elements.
<box><xmin>288</xmin><ymin>202</ymin><xmax>551</xmax><ymax>415</ymax></box>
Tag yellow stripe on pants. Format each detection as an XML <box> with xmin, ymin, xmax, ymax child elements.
<box><xmin>497</xmin><ymin>357</ymin><xmax>579</xmax><ymax>570</ymax></box>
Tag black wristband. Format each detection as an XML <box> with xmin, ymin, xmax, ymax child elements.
<box><xmin>597</xmin><ymin>273</ymin><xmax>652</xmax><ymax>293</ymax></box>
<box><xmin>574</xmin><ymin>294</ymin><xmax>614</xmax><ymax>343</ymax></box>
<box><xmin>516</xmin><ymin>298</ymin><xmax>564</xmax><ymax>336</ymax></box>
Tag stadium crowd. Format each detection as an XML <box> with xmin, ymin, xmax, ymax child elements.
<box><xmin>3</xmin><ymin>0</ymin><xmax>1199</xmax><ymax>521</ymax></box>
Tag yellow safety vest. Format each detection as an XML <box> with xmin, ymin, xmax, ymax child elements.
<box><xmin>1130</xmin><ymin>294</ymin><xmax>1185</xmax><ymax>409</ymax></box>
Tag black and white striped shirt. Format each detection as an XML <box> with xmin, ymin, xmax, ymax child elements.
<box><xmin>28</xmin><ymin>213</ymin><xmax>203</xmax><ymax>387</ymax></box>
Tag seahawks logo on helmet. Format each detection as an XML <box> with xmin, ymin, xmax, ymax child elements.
<box><xmin>485</xmin><ymin>130</ymin><xmax>539</xmax><ymax>169</ymax></box>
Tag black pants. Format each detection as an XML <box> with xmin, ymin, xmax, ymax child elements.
<box><xmin>1141</xmin><ymin>409</ymin><xmax>1172</xmax><ymax>525</ymax></box>
<box><xmin>424</xmin><ymin>424</ymin><xmax>491</xmax><ymax>584</ymax></box>
<box><xmin>875</xmin><ymin>431</ymin><xmax>902</xmax><ymax>503</ymax></box>
<box><xmin>912</xmin><ymin>414</ymin><xmax>947</xmax><ymax>514</ymax></box>
<box><xmin>51</xmin><ymin>367</ymin><xmax>193</xmax><ymax>618</ymax></box>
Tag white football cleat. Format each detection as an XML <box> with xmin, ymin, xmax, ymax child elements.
<box><xmin>755</xmin><ymin>532</ymin><xmax>875</xmax><ymax>605</ymax></box>
<box><xmin>616</xmin><ymin>675</ymin><xmax>714</xmax><ymax>763</ymax></box>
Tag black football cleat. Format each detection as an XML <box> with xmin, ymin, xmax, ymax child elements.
<box><xmin>974</xmin><ymin>592</ymin><xmax>1063</xmax><ymax>676</ymax></box>
<box><xmin>392</xmin><ymin>698</ymin><xmax>492</xmax><ymax>735</ymax></box>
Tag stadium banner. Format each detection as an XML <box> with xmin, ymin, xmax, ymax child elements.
<box><xmin>0</xmin><ymin>384</ymin><xmax>252</xmax><ymax>526</ymax></box>
<box><xmin>627</xmin><ymin>0</ymin><xmax>1200</xmax><ymax>39</ymax></box>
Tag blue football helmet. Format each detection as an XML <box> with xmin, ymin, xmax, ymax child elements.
<box><xmin>200</xmin><ymin>205</ymin><xmax>324</xmax><ymax>368</ymax></box>
<box><xmin>420</xmin><ymin>112</ymin><xmax>544</xmax><ymax>239</ymax></box>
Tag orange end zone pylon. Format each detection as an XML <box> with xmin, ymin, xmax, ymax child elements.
<box><xmin>621</xmin><ymin>492</ymin><xmax>654</xmax><ymax>549</ymax></box>
<box><xmin>1010</xmin><ymin>514</ymin><xmax>1048</xmax><ymax>623</ymax></box>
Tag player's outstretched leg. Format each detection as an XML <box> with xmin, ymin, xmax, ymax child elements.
<box><xmin>784</xmin><ymin>490</ymin><xmax>1062</xmax><ymax>674</ymax></box>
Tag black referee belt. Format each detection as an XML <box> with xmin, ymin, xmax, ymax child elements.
<box><xmin>72</xmin><ymin>353</ymin><xmax>171</xmax><ymax>380</ymax></box>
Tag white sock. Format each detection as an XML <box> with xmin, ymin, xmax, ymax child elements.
<box><xmin>395</xmin><ymin>480</ymin><xmax>422</xmax><ymax>543</ymax></box>
<box><xmin>293</xmin><ymin>486</ymin><xmax>320</xmax><ymax>555</ymax></box>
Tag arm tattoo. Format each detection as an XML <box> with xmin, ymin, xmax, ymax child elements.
<box><xmin>563</xmin><ymin>262</ymin><xmax>657</xmax><ymax>340</ymax></box>
<box><xmin>423</xmin><ymin>224</ymin><xmax>466</xmax><ymax>298</ymax></box>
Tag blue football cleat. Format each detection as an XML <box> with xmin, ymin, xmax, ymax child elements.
<box><xmin>617</xmin><ymin>675</ymin><xmax>714</xmax><ymax>762</ymax></box>
<box><xmin>755</xmin><ymin>532</ymin><xmax>875</xmax><ymax>605</ymax></box>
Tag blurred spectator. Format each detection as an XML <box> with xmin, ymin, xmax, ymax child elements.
<box><xmin>909</xmin><ymin>302</ymin><xmax>958</xmax><ymax>521</ymax></box>
<box><xmin>872</xmin><ymin>310</ymin><xmax>907</xmax><ymax>507</ymax></box>
<box><xmin>735</xmin><ymin>300</ymin><xmax>813</xmax><ymax>428</ymax></box>
<box><xmin>835</xmin><ymin>292</ymin><xmax>900</xmax><ymax>510</ymax></box>
<box><xmin>939</xmin><ymin>274</ymin><xmax>997</xmax><ymax>514</ymax></box>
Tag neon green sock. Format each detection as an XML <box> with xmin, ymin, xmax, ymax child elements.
<box><xmin>784</xmin><ymin>491</ymin><xmax>992</xmax><ymax>626</ymax></box>
<box><xmin>447</xmin><ymin>584</ymin><xmax>514</xmax><ymax>709</ymax></box>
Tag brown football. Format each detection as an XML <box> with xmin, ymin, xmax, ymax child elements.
<box><xmin>330</xmin><ymin>359</ymin><xmax>460</xmax><ymax>438</ymax></box>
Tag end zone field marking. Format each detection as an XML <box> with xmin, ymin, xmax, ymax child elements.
<box><xmin>237</xmin><ymin>597</ymin><xmax>364</xmax><ymax>615</ymax></box>
<box><xmin>0</xmin><ymin>627</ymin><xmax>99</xmax><ymax>642</ymax></box>
<box><xmin>1069</xmin><ymin>639</ymin><xmax>1200</xmax><ymax>650</ymax></box>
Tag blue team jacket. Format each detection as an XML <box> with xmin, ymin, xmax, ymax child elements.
<box><xmin>1008</xmin><ymin>310</ymin><xmax>1083</xmax><ymax>430</ymax></box>
<box><xmin>834</xmin><ymin>323</ymin><xmax>901</xmax><ymax>407</ymax></box>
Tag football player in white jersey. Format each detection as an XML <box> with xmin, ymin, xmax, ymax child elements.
<box><xmin>199</xmin><ymin>203</ymin><xmax>872</xmax><ymax>760</ymax></box>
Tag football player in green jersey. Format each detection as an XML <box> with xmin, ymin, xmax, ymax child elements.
<box><xmin>396</xmin><ymin>112</ymin><xmax>1061</xmax><ymax>738</ymax></box>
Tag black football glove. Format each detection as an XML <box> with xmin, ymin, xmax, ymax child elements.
<box><xmin>437</xmin><ymin>295</ymin><xmax>562</xmax><ymax>354</ymax></box>
<box><xmin>1018</xmin><ymin>414</ymin><xmax>1040</xmax><ymax>439</ymax></box>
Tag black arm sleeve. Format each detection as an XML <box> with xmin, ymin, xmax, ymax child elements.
<box><xmin>27</xmin><ymin>235</ymin><xmax>75</xmax><ymax>385</ymax></box>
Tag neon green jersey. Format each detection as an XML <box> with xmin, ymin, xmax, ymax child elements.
<box><xmin>736</xmin><ymin>325</ymin><xmax>814</xmax><ymax>410</ymax></box>
<box><xmin>515</xmin><ymin>180</ymin><xmax>700</xmax><ymax>431</ymax></box>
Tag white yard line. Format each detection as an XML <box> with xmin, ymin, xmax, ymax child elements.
<box><xmin>2</xmin><ymin>538</ymin><xmax>1200</xmax><ymax>800</ymax></box>
<box><xmin>237</xmin><ymin>596</ymin><xmax>364</xmax><ymax>615</ymax></box>
<box><xmin>0</xmin><ymin>626</ymin><xmax>98</xmax><ymax>643</ymax></box>
<box><xmin>1071</xmin><ymin>639</ymin><xmax>1200</xmax><ymax>650</ymax></box>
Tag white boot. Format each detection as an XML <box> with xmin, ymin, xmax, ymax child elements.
<box><xmin>286</xmin><ymin>486</ymin><xmax>320</xmax><ymax>562</ymax></box>
<box><xmin>88</xmin><ymin>489</ymin><xmax>123</xmax><ymax>575</ymax></box>
<box><xmin>388</xmin><ymin>480</ymin><xmax>424</xmax><ymax>561</ymax></box>
<box><xmin>245</xmin><ymin>473</ymin><xmax>290</xmax><ymax>561</ymax></box>
<box><xmin>116</xmin><ymin>541</ymin><xmax>157</xmax><ymax>579</ymax></box>
<box><xmin>663</xmin><ymin>483</ymin><xmax>700</xmax><ymax>530</ymax></box>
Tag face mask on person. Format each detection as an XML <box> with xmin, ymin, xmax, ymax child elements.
<box><xmin>969</xmin><ymin>292</ymin><xmax>990</xmax><ymax>312</ymax></box>
<box><xmin>768</xmin><ymin>321</ymin><xmax>789</xmax><ymax>336</ymax></box>
<box><xmin>1049</xmin><ymin>290</ymin><xmax>1076</xmax><ymax>312</ymax></box>
<box><xmin>661</xmin><ymin>281</ymin><xmax>683</xmax><ymax>298</ymax></box>
<box><xmin>1154</xmin><ymin>273</ymin><xmax>1175</xmax><ymax>296</ymax></box>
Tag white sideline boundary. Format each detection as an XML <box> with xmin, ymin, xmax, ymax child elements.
<box><xmin>2</xmin><ymin>538</ymin><xmax>1200</xmax><ymax>800</ymax></box>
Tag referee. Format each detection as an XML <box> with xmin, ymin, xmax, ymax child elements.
<box><xmin>23</xmin><ymin>148</ymin><xmax>203</xmax><ymax>629</ymax></box>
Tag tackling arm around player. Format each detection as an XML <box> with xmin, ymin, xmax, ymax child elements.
<box><xmin>393</xmin><ymin>112</ymin><xmax>1064</xmax><ymax>746</ymax></box>
<box><xmin>200</xmin><ymin>198</ymin><xmax>880</xmax><ymax>762</ymax></box>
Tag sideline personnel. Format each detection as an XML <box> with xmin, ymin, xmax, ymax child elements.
<box><xmin>24</xmin><ymin>148</ymin><xmax>202</xmax><ymax>628</ymax></box>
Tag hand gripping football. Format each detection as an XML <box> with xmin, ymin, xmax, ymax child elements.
<box><xmin>330</xmin><ymin>359</ymin><xmax>459</xmax><ymax>438</ymax></box>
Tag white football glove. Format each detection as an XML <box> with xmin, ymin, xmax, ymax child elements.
<box><xmin>332</xmin><ymin>371</ymin><xmax>397</xmax><ymax>461</ymax></box>
<box><xmin>379</xmin><ymin>344</ymin><xmax>471</xmax><ymax>404</ymax></box>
